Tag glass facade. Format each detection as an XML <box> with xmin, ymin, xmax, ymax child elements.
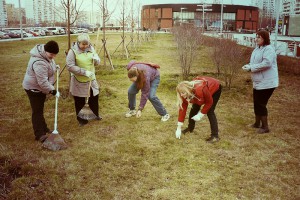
<box><xmin>173</xmin><ymin>11</ymin><xmax>236</xmax><ymax>31</ymax></box>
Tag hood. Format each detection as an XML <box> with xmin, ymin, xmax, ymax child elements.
<box><xmin>72</xmin><ymin>42</ymin><xmax>94</xmax><ymax>53</ymax></box>
<box><xmin>127</xmin><ymin>60</ymin><xmax>136</xmax><ymax>69</ymax></box>
<box><xmin>29</xmin><ymin>44</ymin><xmax>50</xmax><ymax>62</ymax></box>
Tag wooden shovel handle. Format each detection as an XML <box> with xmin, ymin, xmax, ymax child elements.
<box><xmin>85</xmin><ymin>80</ymin><xmax>92</xmax><ymax>104</ymax></box>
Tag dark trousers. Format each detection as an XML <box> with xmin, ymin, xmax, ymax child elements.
<box><xmin>74</xmin><ymin>88</ymin><xmax>99</xmax><ymax>122</ymax></box>
<box><xmin>253</xmin><ymin>88</ymin><xmax>275</xmax><ymax>116</ymax></box>
<box><xmin>25</xmin><ymin>89</ymin><xmax>49</xmax><ymax>140</ymax></box>
<box><xmin>188</xmin><ymin>85</ymin><xmax>222</xmax><ymax>137</ymax></box>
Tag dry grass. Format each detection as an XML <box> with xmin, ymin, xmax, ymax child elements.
<box><xmin>0</xmin><ymin>33</ymin><xmax>299</xmax><ymax>200</ymax></box>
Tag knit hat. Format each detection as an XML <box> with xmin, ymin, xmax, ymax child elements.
<box><xmin>77</xmin><ymin>33</ymin><xmax>90</xmax><ymax>43</ymax></box>
<box><xmin>44</xmin><ymin>40</ymin><xmax>59</xmax><ymax>54</ymax></box>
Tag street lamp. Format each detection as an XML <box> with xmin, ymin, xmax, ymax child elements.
<box><xmin>197</xmin><ymin>3</ymin><xmax>212</xmax><ymax>33</ymax></box>
<box><xmin>197</xmin><ymin>4</ymin><xmax>205</xmax><ymax>33</ymax></box>
<box><xmin>18</xmin><ymin>0</ymin><xmax>23</xmax><ymax>40</ymax></box>
<box><xmin>274</xmin><ymin>0</ymin><xmax>280</xmax><ymax>49</ymax></box>
<box><xmin>180</xmin><ymin>8</ymin><xmax>187</xmax><ymax>24</ymax></box>
<box><xmin>220</xmin><ymin>0</ymin><xmax>223</xmax><ymax>33</ymax></box>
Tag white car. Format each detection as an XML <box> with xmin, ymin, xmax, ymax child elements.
<box><xmin>77</xmin><ymin>28</ymin><xmax>89</xmax><ymax>33</ymax></box>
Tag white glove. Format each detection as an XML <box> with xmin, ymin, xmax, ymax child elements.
<box><xmin>191</xmin><ymin>112</ymin><xmax>205</xmax><ymax>121</ymax></box>
<box><xmin>85</xmin><ymin>70</ymin><xmax>94</xmax><ymax>77</ymax></box>
<box><xmin>56</xmin><ymin>65</ymin><xmax>60</xmax><ymax>69</ymax></box>
<box><xmin>55</xmin><ymin>91</ymin><xmax>60</xmax><ymax>98</ymax></box>
<box><xmin>92</xmin><ymin>55</ymin><xmax>100</xmax><ymax>63</ymax></box>
<box><xmin>176</xmin><ymin>122</ymin><xmax>183</xmax><ymax>139</ymax></box>
<box><xmin>242</xmin><ymin>64</ymin><xmax>251</xmax><ymax>72</ymax></box>
<box><xmin>136</xmin><ymin>110</ymin><xmax>142</xmax><ymax>118</ymax></box>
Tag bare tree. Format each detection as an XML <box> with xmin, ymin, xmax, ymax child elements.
<box><xmin>172</xmin><ymin>25</ymin><xmax>203</xmax><ymax>80</ymax></box>
<box><xmin>219</xmin><ymin>39</ymin><xmax>245</xmax><ymax>89</ymax></box>
<box><xmin>95</xmin><ymin>0</ymin><xmax>119</xmax><ymax>67</ymax></box>
<box><xmin>135</xmin><ymin>1</ymin><xmax>142</xmax><ymax>47</ymax></box>
<box><xmin>112</xmin><ymin>0</ymin><xmax>130</xmax><ymax>59</ymax></box>
<box><xmin>203</xmin><ymin>35</ymin><xmax>223</xmax><ymax>76</ymax></box>
<box><xmin>58</xmin><ymin>0</ymin><xmax>84</xmax><ymax>51</ymax></box>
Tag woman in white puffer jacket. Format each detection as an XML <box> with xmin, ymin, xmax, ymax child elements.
<box><xmin>242</xmin><ymin>30</ymin><xmax>279</xmax><ymax>134</ymax></box>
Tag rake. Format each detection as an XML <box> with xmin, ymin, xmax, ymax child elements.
<box><xmin>42</xmin><ymin>65</ymin><xmax>68</xmax><ymax>151</ymax></box>
<box><xmin>77</xmin><ymin>80</ymin><xmax>97</xmax><ymax>120</ymax></box>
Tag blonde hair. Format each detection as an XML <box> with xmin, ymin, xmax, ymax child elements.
<box><xmin>176</xmin><ymin>80</ymin><xmax>204</xmax><ymax>109</ymax></box>
<box><xmin>77</xmin><ymin>33</ymin><xmax>90</xmax><ymax>43</ymax></box>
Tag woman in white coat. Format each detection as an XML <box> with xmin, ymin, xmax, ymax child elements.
<box><xmin>242</xmin><ymin>30</ymin><xmax>279</xmax><ymax>134</ymax></box>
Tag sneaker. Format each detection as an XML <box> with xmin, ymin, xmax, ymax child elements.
<box><xmin>161</xmin><ymin>114</ymin><xmax>170</xmax><ymax>122</ymax></box>
<box><xmin>125</xmin><ymin>110</ymin><xmax>136</xmax><ymax>118</ymax></box>
<box><xmin>206</xmin><ymin>136</ymin><xmax>220</xmax><ymax>143</ymax></box>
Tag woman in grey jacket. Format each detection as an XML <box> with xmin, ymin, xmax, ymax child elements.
<box><xmin>22</xmin><ymin>40</ymin><xmax>60</xmax><ymax>142</ymax></box>
<box><xmin>242</xmin><ymin>30</ymin><xmax>279</xmax><ymax>133</ymax></box>
<box><xmin>66</xmin><ymin>33</ymin><xmax>101</xmax><ymax>126</ymax></box>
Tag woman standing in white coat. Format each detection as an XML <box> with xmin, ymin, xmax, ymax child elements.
<box><xmin>242</xmin><ymin>30</ymin><xmax>279</xmax><ymax>134</ymax></box>
<box><xmin>66</xmin><ymin>33</ymin><xmax>102</xmax><ymax>126</ymax></box>
<box><xmin>23</xmin><ymin>40</ymin><xmax>60</xmax><ymax>142</ymax></box>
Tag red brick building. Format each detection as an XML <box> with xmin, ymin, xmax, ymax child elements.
<box><xmin>141</xmin><ymin>4</ymin><xmax>259</xmax><ymax>32</ymax></box>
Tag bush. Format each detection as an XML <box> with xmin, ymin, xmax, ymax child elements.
<box><xmin>277</xmin><ymin>55</ymin><xmax>300</xmax><ymax>75</ymax></box>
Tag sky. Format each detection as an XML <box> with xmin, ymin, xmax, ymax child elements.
<box><xmin>6</xmin><ymin>0</ymin><xmax>253</xmax><ymax>9</ymax></box>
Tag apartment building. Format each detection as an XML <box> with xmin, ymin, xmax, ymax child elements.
<box><xmin>6</xmin><ymin>3</ymin><xmax>26</xmax><ymax>26</ymax></box>
<box><xmin>282</xmin><ymin>0</ymin><xmax>300</xmax><ymax>15</ymax></box>
<box><xmin>25</xmin><ymin>0</ymin><xmax>57</xmax><ymax>26</ymax></box>
<box><xmin>282</xmin><ymin>0</ymin><xmax>300</xmax><ymax>36</ymax></box>
<box><xmin>0</xmin><ymin>0</ymin><xmax>8</xmax><ymax>27</ymax></box>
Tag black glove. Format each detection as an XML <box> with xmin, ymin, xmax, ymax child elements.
<box><xmin>49</xmin><ymin>90</ymin><xmax>57</xmax><ymax>95</ymax></box>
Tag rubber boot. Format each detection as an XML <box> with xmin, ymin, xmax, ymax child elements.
<box><xmin>257</xmin><ymin>116</ymin><xmax>270</xmax><ymax>134</ymax></box>
<box><xmin>251</xmin><ymin>115</ymin><xmax>261</xmax><ymax>128</ymax></box>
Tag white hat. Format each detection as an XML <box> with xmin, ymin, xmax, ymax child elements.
<box><xmin>77</xmin><ymin>33</ymin><xmax>90</xmax><ymax>43</ymax></box>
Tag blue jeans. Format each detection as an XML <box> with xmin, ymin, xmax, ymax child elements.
<box><xmin>128</xmin><ymin>76</ymin><xmax>167</xmax><ymax>116</ymax></box>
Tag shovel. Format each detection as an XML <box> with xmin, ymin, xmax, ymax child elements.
<box><xmin>42</xmin><ymin>65</ymin><xmax>68</xmax><ymax>151</ymax></box>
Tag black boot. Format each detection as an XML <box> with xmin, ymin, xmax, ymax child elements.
<box><xmin>182</xmin><ymin>128</ymin><xmax>193</xmax><ymax>134</ymax></box>
<box><xmin>257</xmin><ymin>116</ymin><xmax>269</xmax><ymax>134</ymax></box>
<box><xmin>77</xmin><ymin>116</ymin><xmax>88</xmax><ymax>127</ymax></box>
<box><xmin>251</xmin><ymin>115</ymin><xmax>261</xmax><ymax>128</ymax></box>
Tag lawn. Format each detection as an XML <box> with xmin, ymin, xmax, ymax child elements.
<box><xmin>0</xmin><ymin>32</ymin><xmax>299</xmax><ymax>200</ymax></box>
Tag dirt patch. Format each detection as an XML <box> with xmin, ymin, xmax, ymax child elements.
<box><xmin>0</xmin><ymin>156</ymin><xmax>39</xmax><ymax>199</ymax></box>
<box><xmin>0</xmin><ymin>156</ymin><xmax>19</xmax><ymax>199</ymax></box>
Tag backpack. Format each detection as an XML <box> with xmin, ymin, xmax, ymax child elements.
<box><xmin>128</xmin><ymin>61</ymin><xmax>160</xmax><ymax>69</ymax></box>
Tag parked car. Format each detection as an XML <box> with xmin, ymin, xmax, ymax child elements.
<box><xmin>46</xmin><ymin>27</ymin><xmax>65</xmax><ymax>35</ymax></box>
<box><xmin>77</xmin><ymin>28</ymin><xmax>89</xmax><ymax>33</ymax></box>
<box><xmin>13</xmin><ymin>30</ymin><xmax>34</xmax><ymax>37</ymax></box>
<box><xmin>28</xmin><ymin>30</ymin><xmax>39</xmax><ymax>37</ymax></box>
<box><xmin>4</xmin><ymin>31</ymin><xmax>21</xmax><ymax>38</ymax></box>
<box><xmin>0</xmin><ymin>31</ymin><xmax>10</xmax><ymax>39</ymax></box>
<box><xmin>69</xmin><ymin>28</ymin><xmax>78</xmax><ymax>34</ymax></box>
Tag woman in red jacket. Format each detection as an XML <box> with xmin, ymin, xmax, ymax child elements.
<box><xmin>175</xmin><ymin>76</ymin><xmax>222</xmax><ymax>143</ymax></box>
